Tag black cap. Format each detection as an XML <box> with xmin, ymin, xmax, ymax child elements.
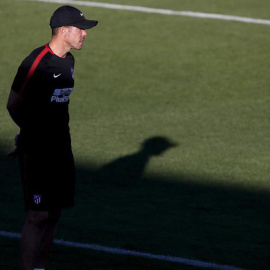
<box><xmin>50</xmin><ymin>5</ymin><xmax>98</xmax><ymax>29</ymax></box>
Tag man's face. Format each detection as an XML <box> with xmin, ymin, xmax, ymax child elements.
<box><xmin>65</xmin><ymin>26</ymin><xmax>88</xmax><ymax>50</ymax></box>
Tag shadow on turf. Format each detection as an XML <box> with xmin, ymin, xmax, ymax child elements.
<box><xmin>91</xmin><ymin>136</ymin><xmax>177</xmax><ymax>187</ymax></box>
<box><xmin>0</xmin><ymin>138</ymin><xmax>269</xmax><ymax>270</ymax></box>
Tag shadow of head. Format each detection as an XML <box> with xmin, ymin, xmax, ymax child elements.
<box><xmin>92</xmin><ymin>136</ymin><xmax>178</xmax><ymax>186</ymax></box>
<box><xmin>141</xmin><ymin>136</ymin><xmax>178</xmax><ymax>157</ymax></box>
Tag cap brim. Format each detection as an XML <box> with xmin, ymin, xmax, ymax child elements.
<box><xmin>72</xmin><ymin>19</ymin><xmax>98</xmax><ymax>29</ymax></box>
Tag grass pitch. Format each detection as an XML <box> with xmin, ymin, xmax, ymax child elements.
<box><xmin>0</xmin><ymin>0</ymin><xmax>269</xmax><ymax>269</ymax></box>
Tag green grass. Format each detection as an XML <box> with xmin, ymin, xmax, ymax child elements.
<box><xmin>61</xmin><ymin>0</ymin><xmax>270</xmax><ymax>19</ymax></box>
<box><xmin>0</xmin><ymin>0</ymin><xmax>269</xmax><ymax>269</ymax></box>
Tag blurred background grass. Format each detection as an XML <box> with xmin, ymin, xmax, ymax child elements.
<box><xmin>0</xmin><ymin>0</ymin><xmax>269</xmax><ymax>269</ymax></box>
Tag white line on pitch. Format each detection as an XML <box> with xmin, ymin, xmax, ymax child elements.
<box><xmin>0</xmin><ymin>230</ymin><xmax>246</xmax><ymax>270</ymax></box>
<box><xmin>31</xmin><ymin>0</ymin><xmax>270</xmax><ymax>25</ymax></box>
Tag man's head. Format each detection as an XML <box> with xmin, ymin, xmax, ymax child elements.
<box><xmin>49</xmin><ymin>6</ymin><xmax>98</xmax><ymax>52</ymax></box>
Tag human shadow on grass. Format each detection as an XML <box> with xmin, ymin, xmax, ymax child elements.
<box><xmin>91</xmin><ymin>136</ymin><xmax>177</xmax><ymax>187</ymax></box>
<box><xmin>1</xmin><ymin>138</ymin><xmax>269</xmax><ymax>270</ymax></box>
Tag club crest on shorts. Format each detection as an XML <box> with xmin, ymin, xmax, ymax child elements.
<box><xmin>33</xmin><ymin>194</ymin><xmax>42</xmax><ymax>205</ymax></box>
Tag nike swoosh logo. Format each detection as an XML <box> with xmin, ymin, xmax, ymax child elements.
<box><xmin>53</xmin><ymin>73</ymin><xmax>61</xmax><ymax>78</ymax></box>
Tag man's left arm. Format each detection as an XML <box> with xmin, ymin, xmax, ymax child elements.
<box><xmin>7</xmin><ymin>89</ymin><xmax>24</xmax><ymax>128</ymax></box>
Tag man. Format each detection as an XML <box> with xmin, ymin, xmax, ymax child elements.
<box><xmin>7</xmin><ymin>6</ymin><xmax>98</xmax><ymax>270</ymax></box>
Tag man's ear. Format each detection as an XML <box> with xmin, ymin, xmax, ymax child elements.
<box><xmin>60</xmin><ymin>26</ymin><xmax>67</xmax><ymax>37</ymax></box>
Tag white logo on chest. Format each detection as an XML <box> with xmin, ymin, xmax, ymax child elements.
<box><xmin>53</xmin><ymin>73</ymin><xmax>61</xmax><ymax>78</ymax></box>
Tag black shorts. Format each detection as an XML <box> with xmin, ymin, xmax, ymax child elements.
<box><xmin>19</xmin><ymin>146</ymin><xmax>75</xmax><ymax>211</ymax></box>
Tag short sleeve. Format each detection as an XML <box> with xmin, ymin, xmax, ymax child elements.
<box><xmin>11</xmin><ymin>57</ymin><xmax>32</xmax><ymax>96</ymax></box>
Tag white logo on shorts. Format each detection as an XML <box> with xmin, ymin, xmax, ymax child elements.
<box><xmin>33</xmin><ymin>194</ymin><xmax>42</xmax><ymax>205</ymax></box>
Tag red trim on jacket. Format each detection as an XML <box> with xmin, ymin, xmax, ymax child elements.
<box><xmin>45</xmin><ymin>44</ymin><xmax>54</xmax><ymax>55</ymax></box>
<box><xmin>19</xmin><ymin>46</ymin><xmax>54</xmax><ymax>95</ymax></box>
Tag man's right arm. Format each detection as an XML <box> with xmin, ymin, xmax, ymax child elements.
<box><xmin>7</xmin><ymin>89</ymin><xmax>24</xmax><ymax>128</ymax></box>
